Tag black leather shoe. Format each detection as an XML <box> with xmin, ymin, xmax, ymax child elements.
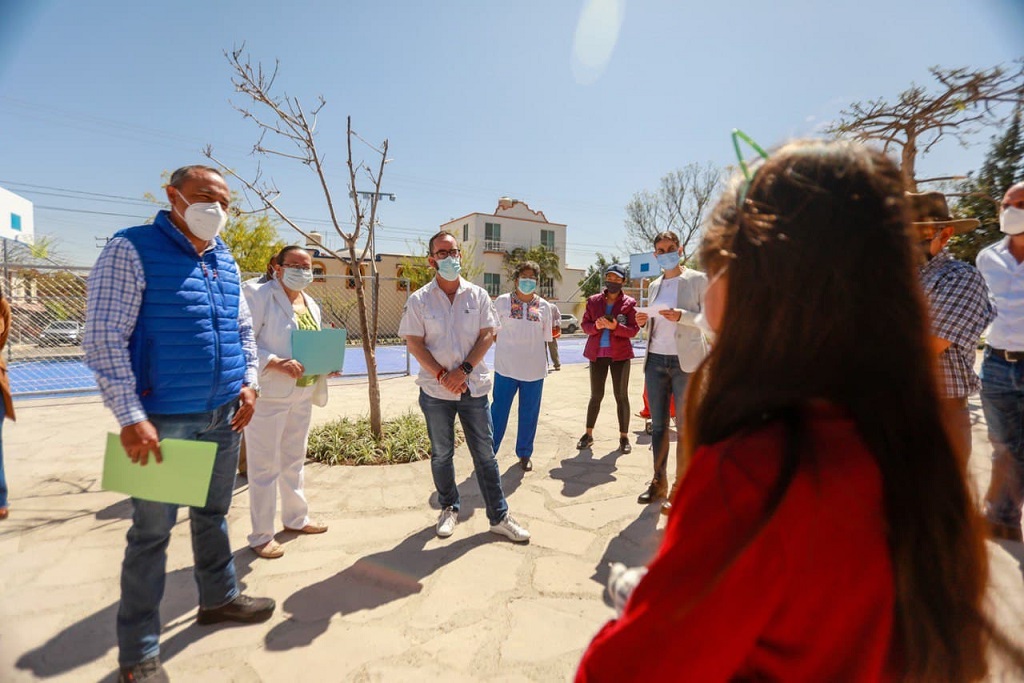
<box><xmin>637</xmin><ymin>480</ymin><xmax>668</xmax><ymax>504</ymax></box>
<box><xmin>619</xmin><ymin>437</ymin><xmax>632</xmax><ymax>454</ymax></box>
<box><xmin>119</xmin><ymin>657</ymin><xmax>169</xmax><ymax>683</ymax></box>
<box><xmin>576</xmin><ymin>433</ymin><xmax>594</xmax><ymax>449</ymax></box>
<box><xmin>197</xmin><ymin>594</ymin><xmax>275</xmax><ymax>625</ymax></box>
<box><xmin>519</xmin><ymin>457</ymin><xmax>533</xmax><ymax>471</ymax></box>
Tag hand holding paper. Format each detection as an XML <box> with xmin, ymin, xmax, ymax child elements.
<box><xmin>102</xmin><ymin>433</ymin><xmax>217</xmax><ymax>507</ymax></box>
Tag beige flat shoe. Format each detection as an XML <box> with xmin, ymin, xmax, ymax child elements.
<box><xmin>285</xmin><ymin>522</ymin><xmax>328</xmax><ymax>534</ymax></box>
<box><xmin>252</xmin><ymin>540</ymin><xmax>284</xmax><ymax>559</ymax></box>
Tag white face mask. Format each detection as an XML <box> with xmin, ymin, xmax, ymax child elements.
<box><xmin>174</xmin><ymin>189</ymin><xmax>227</xmax><ymax>241</ymax></box>
<box><xmin>1001</xmin><ymin>207</ymin><xmax>1024</xmax><ymax>236</ymax></box>
<box><xmin>281</xmin><ymin>267</ymin><xmax>314</xmax><ymax>291</ymax></box>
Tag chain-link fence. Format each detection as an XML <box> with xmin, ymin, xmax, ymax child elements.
<box><xmin>6</xmin><ymin>266</ymin><xmax>414</xmax><ymax>398</ymax></box>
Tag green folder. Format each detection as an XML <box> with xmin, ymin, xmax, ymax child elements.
<box><xmin>291</xmin><ymin>328</ymin><xmax>347</xmax><ymax>375</ymax></box>
<box><xmin>101</xmin><ymin>433</ymin><xmax>217</xmax><ymax>507</ymax></box>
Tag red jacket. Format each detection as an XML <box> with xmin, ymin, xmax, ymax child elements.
<box><xmin>577</xmin><ymin>406</ymin><xmax>898</xmax><ymax>682</ymax></box>
<box><xmin>582</xmin><ymin>290</ymin><xmax>640</xmax><ymax>361</ymax></box>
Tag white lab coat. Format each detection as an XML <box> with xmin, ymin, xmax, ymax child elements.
<box><xmin>242</xmin><ymin>279</ymin><xmax>329</xmax><ymax>547</ymax></box>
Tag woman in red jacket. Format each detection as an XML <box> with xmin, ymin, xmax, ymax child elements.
<box><xmin>577</xmin><ymin>140</ymin><xmax>1023</xmax><ymax>682</ymax></box>
<box><xmin>577</xmin><ymin>264</ymin><xmax>639</xmax><ymax>454</ymax></box>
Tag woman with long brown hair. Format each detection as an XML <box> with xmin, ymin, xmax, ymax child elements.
<box><xmin>577</xmin><ymin>140</ymin><xmax>1019</xmax><ymax>681</ymax></box>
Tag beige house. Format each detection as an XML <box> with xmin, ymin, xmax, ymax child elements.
<box><xmin>439</xmin><ymin>198</ymin><xmax>585</xmax><ymax>309</ymax></box>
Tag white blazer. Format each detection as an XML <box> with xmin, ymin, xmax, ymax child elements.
<box><xmin>244</xmin><ymin>279</ymin><xmax>329</xmax><ymax>406</ymax></box>
<box><xmin>642</xmin><ymin>269</ymin><xmax>709</xmax><ymax>373</ymax></box>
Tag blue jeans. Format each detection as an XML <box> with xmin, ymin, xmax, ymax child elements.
<box><xmin>491</xmin><ymin>373</ymin><xmax>544</xmax><ymax>459</ymax></box>
<box><xmin>981</xmin><ymin>350</ymin><xmax>1024</xmax><ymax>528</ymax></box>
<box><xmin>117</xmin><ymin>400</ymin><xmax>241</xmax><ymax>667</ymax></box>
<box><xmin>419</xmin><ymin>390</ymin><xmax>509</xmax><ymax>525</ymax></box>
<box><xmin>0</xmin><ymin>418</ymin><xmax>7</xmax><ymax>508</ymax></box>
<box><xmin>644</xmin><ymin>353</ymin><xmax>689</xmax><ymax>483</ymax></box>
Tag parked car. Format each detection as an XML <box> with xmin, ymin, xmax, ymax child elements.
<box><xmin>560</xmin><ymin>313</ymin><xmax>579</xmax><ymax>334</ymax></box>
<box><xmin>39</xmin><ymin>320</ymin><xmax>83</xmax><ymax>346</ymax></box>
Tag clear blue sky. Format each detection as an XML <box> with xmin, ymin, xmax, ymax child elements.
<box><xmin>0</xmin><ymin>0</ymin><xmax>1021</xmax><ymax>267</ymax></box>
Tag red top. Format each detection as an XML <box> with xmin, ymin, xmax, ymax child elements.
<box><xmin>581</xmin><ymin>291</ymin><xmax>640</xmax><ymax>362</ymax></box>
<box><xmin>577</xmin><ymin>407</ymin><xmax>899</xmax><ymax>683</ymax></box>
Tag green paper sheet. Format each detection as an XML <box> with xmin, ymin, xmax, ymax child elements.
<box><xmin>101</xmin><ymin>433</ymin><xmax>217</xmax><ymax>507</ymax></box>
<box><xmin>291</xmin><ymin>328</ymin><xmax>347</xmax><ymax>375</ymax></box>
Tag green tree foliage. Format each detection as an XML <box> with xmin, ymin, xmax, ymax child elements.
<box><xmin>579</xmin><ymin>253</ymin><xmax>624</xmax><ymax>298</ymax></box>
<box><xmin>949</xmin><ymin>109</ymin><xmax>1024</xmax><ymax>264</ymax></box>
<box><xmin>502</xmin><ymin>244</ymin><xmax>561</xmax><ymax>293</ymax></box>
<box><xmin>220</xmin><ymin>213</ymin><xmax>286</xmax><ymax>275</ymax></box>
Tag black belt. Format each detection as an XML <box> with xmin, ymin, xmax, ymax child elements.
<box><xmin>988</xmin><ymin>345</ymin><xmax>1024</xmax><ymax>363</ymax></box>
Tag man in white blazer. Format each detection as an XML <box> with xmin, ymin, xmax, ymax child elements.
<box><xmin>634</xmin><ymin>231</ymin><xmax>709</xmax><ymax>509</ymax></box>
<box><xmin>243</xmin><ymin>246</ymin><xmax>330</xmax><ymax>559</ymax></box>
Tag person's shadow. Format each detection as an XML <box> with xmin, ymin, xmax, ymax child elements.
<box><xmin>426</xmin><ymin>462</ymin><xmax>526</xmax><ymax>519</ymax></box>
<box><xmin>548</xmin><ymin>446</ymin><xmax>626</xmax><ymax>498</ymax></box>
<box><xmin>15</xmin><ymin>536</ymin><xmax>259</xmax><ymax>679</ymax></box>
<box><xmin>591</xmin><ymin>505</ymin><xmax>663</xmax><ymax>607</ymax></box>
<box><xmin>263</xmin><ymin>526</ymin><xmax>492</xmax><ymax>651</ymax></box>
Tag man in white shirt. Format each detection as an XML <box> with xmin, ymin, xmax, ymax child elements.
<box><xmin>634</xmin><ymin>231</ymin><xmax>708</xmax><ymax>511</ymax></box>
<box><xmin>399</xmin><ymin>230</ymin><xmax>531</xmax><ymax>542</ymax></box>
<box><xmin>978</xmin><ymin>181</ymin><xmax>1024</xmax><ymax>542</ymax></box>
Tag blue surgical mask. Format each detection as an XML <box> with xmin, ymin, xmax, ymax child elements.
<box><xmin>518</xmin><ymin>278</ymin><xmax>537</xmax><ymax>295</ymax></box>
<box><xmin>656</xmin><ymin>251</ymin><xmax>681</xmax><ymax>271</ymax></box>
<box><xmin>436</xmin><ymin>256</ymin><xmax>462</xmax><ymax>282</ymax></box>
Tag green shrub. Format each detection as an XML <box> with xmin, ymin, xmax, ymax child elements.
<box><xmin>306</xmin><ymin>411</ymin><xmax>463</xmax><ymax>466</ymax></box>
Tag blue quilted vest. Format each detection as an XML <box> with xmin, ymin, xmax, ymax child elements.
<box><xmin>117</xmin><ymin>210</ymin><xmax>246</xmax><ymax>415</ymax></box>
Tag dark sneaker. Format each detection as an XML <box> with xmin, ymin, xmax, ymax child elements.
<box><xmin>519</xmin><ymin>457</ymin><xmax>533</xmax><ymax>472</ymax></box>
<box><xmin>619</xmin><ymin>437</ymin><xmax>632</xmax><ymax>454</ymax></box>
<box><xmin>196</xmin><ymin>593</ymin><xmax>275</xmax><ymax>625</ymax></box>
<box><xmin>637</xmin><ymin>479</ymin><xmax>668</xmax><ymax>504</ymax></box>
<box><xmin>576</xmin><ymin>433</ymin><xmax>594</xmax><ymax>450</ymax></box>
<box><xmin>119</xmin><ymin>656</ymin><xmax>169</xmax><ymax>683</ymax></box>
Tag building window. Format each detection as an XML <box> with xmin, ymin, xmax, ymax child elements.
<box><xmin>539</xmin><ymin>276</ymin><xmax>555</xmax><ymax>299</ymax></box>
<box><xmin>463</xmin><ymin>223</ymin><xmax>469</xmax><ymax>242</ymax></box>
<box><xmin>10</xmin><ymin>213</ymin><xmax>21</xmax><ymax>231</ymax></box>
<box><xmin>540</xmin><ymin>229</ymin><xmax>555</xmax><ymax>250</ymax></box>
<box><xmin>484</xmin><ymin>222</ymin><xmax>502</xmax><ymax>251</ymax></box>
<box><xmin>346</xmin><ymin>264</ymin><xmax>366</xmax><ymax>289</ymax></box>
<box><xmin>312</xmin><ymin>261</ymin><xmax>327</xmax><ymax>282</ymax></box>
<box><xmin>484</xmin><ymin>272</ymin><xmax>501</xmax><ymax>297</ymax></box>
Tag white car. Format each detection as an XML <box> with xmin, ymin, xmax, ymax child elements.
<box><xmin>559</xmin><ymin>313</ymin><xmax>579</xmax><ymax>334</ymax></box>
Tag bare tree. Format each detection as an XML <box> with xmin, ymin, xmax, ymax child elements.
<box><xmin>827</xmin><ymin>61</ymin><xmax>1024</xmax><ymax>191</ymax></box>
<box><xmin>205</xmin><ymin>47</ymin><xmax>390</xmax><ymax>437</ymax></box>
<box><xmin>623</xmin><ymin>162</ymin><xmax>722</xmax><ymax>261</ymax></box>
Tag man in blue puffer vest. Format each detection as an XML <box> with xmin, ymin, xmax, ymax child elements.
<box><xmin>85</xmin><ymin>165</ymin><xmax>274</xmax><ymax>683</ymax></box>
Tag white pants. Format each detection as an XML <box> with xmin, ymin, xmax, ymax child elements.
<box><xmin>244</xmin><ymin>384</ymin><xmax>316</xmax><ymax>547</ymax></box>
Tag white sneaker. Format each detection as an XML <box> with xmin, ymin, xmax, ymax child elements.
<box><xmin>490</xmin><ymin>513</ymin><xmax>531</xmax><ymax>543</ymax></box>
<box><xmin>436</xmin><ymin>506</ymin><xmax>458</xmax><ymax>538</ymax></box>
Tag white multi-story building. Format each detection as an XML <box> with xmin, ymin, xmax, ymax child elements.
<box><xmin>439</xmin><ymin>197</ymin><xmax>584</xmax><ymax>305</ymax></box>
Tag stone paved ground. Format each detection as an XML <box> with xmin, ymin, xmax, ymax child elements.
<box><xmin>2</xmin><ymin>360</ymin><xmax>1024</xmax><ymax>681</ymax></box>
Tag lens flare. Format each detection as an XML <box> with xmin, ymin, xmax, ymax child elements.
<box><xmin>571</xmin><ymin>0</ymin><xmax>626</xmax><ymax>85</ymax></box>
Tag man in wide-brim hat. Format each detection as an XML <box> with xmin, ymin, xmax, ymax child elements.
<box><xmin>909</xmin><ymin>190</ymin><xmax>993</xmax><ymax>465</ymax></box>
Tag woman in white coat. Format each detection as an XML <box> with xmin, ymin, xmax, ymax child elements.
<box><xmin>244</xmin><ymin>246</ymin><xmax>330</xmax><ymax>558</ymax></box>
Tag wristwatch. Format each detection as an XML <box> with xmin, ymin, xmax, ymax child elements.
<box><xmin>245</xmin><ymin>383</ymin><xmax>261</xmax><ymax>398</ymax></box>
<box><xmin>460</xmin><ymin>361</ymin><xmax>473</xmax><ymax>375</ymax></box>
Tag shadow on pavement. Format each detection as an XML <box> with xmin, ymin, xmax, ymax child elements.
<box><xmin>264</xmin><ymin>526</ymin><xmax>494</xmax><ymax>651</ymax></box>
<box><xmin>548</xmin><ymin>447</ymin><xmax>626</xmax><ymax>498</ymax></box>
<box><xmin>15</xmin><ymin>546</ymin><xmax>258</xmax><ymax>678</ymax></box>
<box><xmin>591</xmin><ymin>505</ymin><xmax>663</xmax><ymax>608</ymax></box>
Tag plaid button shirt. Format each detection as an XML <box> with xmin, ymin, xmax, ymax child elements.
<box><xmin>919</xmin><ymin>249</ymin><xmax>994</xmax><ymax>398</ymax></box>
